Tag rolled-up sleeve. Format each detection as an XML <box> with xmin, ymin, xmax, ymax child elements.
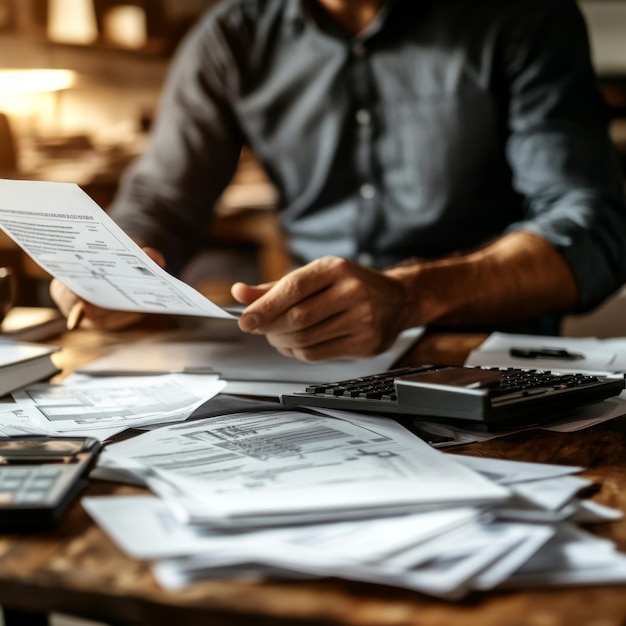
<box><xmin>503</xmin><ymin>0</ymin><xmax>626</xmax><ymax>311</ymax></box>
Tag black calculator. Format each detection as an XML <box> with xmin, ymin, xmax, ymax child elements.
<box><xmin>0</xmin><ymin>436</ymin><xmax>102</xmax><ymax>532</ymax></box>
<box><xmin>280</xmin><ymin>365</ymin><xmax>625</xmax><ymax>428</ymax></box>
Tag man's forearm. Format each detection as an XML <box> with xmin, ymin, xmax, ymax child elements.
<box><xmin>385</xmin><ymin>231</ymin><xmax>580</xmax><ymax>329</ymax></box>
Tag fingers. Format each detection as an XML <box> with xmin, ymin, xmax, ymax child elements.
<box><xmin>70</xmin><ymin>305</ymin><xmax>146</xmax><ymax>331</ymax></box>
<box><xmin>263</xmin><ymin>303</ymin><xmax>387</xmax><ymax>361</ymax></box>
<box><xmin>238</xmin><ymin>257</ymin><xmax>344</xmax><ymax>333</ymax></box>
<box><xmin>231</xmin><ymin>281</ymin><xmax>276</xmax><ymax>305</ymax></box>
<box><xmin>278</xmin><ymin>334</ymin><xmax>369</xmax><ymax>362</ymax></box>
<box><xmin>260</xmin><ymin>285</ymin><xmax>354</xmax><ymax>345</ymax></box>
<box><xmin>233</xmin><ymin>256</ymin><xmax>408</xmax><ymax>361</ymax></box>
<box><xmin>66</xmin><ymin>301</ymin><xmax>85</xmax><ymax>330</ymax></box>
<box><xmin>49</xmin><ymin>278</ymin><xmax>80</xmax><ymax>318</ymax></box>
<box><xmin>49</xmin><ymin>245</ymin><xmax>164</xmax><ymax>331</ymax></box>
<box><xmin>50</xmin><ymin>281</ymin><xmax>145</xmax><ymax>330</ymax></box>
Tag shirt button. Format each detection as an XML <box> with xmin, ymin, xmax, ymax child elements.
<box><xmin>358</xmin><ymin>252</ymin><xmax>374</xmax><ymax>267</ymax></box>
<box><xmin>360</xmin><ymin>184</ymin><xmax>376</xmax><ymax>200</ymax></box>
<box><xmin>356</xmin><ymin>109</ymin><xmax>371</xmax><ymax>125</ymax></box>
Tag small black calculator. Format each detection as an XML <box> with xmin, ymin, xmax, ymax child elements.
<box><xmin>0</xmin><ymin>436</ymin><xmax>102</xmax><ymax>532</ymax></box>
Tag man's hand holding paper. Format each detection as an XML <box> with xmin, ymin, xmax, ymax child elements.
<box><xmin>50</xmin><ymin>247</ymin><xmax>166</xmax><ymax>331</ymax></box>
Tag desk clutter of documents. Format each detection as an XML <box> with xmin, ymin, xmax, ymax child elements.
<box><xmin>86</xmin><ymin>410</ymin><xmax>626</xmax><ymax>599</ymax></box>
<box><xmin>3</xmin><ymin>330</ymin><xmax>626</xmax><ymax>600</ymax></box>
<box><xmin>3</xmin><ymin>170</ymin><xmax>626</xmax><ymax>601</ymax></box>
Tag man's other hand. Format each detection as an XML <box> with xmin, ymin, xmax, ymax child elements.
<box><xmin>49</xmin><ymin>247</ymin><xmax>166</xmax><ymax>331</ymax></box>
<box><xmin>231</xmin><ymin>256</ymin><xmax>409</xmax><ymax>361</ymax></box>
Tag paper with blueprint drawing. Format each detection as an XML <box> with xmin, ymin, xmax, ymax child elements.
<box><xmin>0</xmin><ymin>179</ymin><xmax>234</xmax><ymax>319</ymax></box>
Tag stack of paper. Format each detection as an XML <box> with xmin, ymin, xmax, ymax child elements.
<box><xmin>99</xmin><ymin>411</ymin><xmax>507</xmax><ymax>526</ymax></box>
<box><xmin>82</xmin><ymin>411</ymin><xmax>626</xmax><ymax>599</ymax></box>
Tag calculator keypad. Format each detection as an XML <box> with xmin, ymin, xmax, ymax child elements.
<box><xmin>302</xmin><ymin>366</ymin><xmax>604</xmax><ymax>403</ymax></box>
<box><xmin>0</xmin><ymin>466</ymin><xmax>63</xmax><ymax>505</ymax></box>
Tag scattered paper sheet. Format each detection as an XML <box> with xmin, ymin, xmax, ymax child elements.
<box><xmin>83</xmin><ymin>449</ymin><xmax>626</xmax><ymax>599</ymax></box>
<box><xmin>510</xmin><ymin>475</ymin><xmax>592</xmax><ymax>512</ymax></box>
<box><xmin>503</xmin><ymin>524</ymin><xmax>626</xmax><ymax>588</ymax></box>
<box><xmin>449</xmin><ymin>455</ymin><xmax>584</xmax><ymax>485</ymax></box>
<box><xmin>76</xmin><ymin>327</ymin><xmax>425</xmax><ymax>394</ymax></box>
<box><xmin>0</xmin><ymin>179</ymin><xmax>235</xmax><ymax>319</ymax></box>
<box><xmin>82</xmin><ymin>495</ymin><xmax>478</xmax><ymax>561</ymax></box>
<box><xmin>150</xmin><ymin>517</ymin><xmax>626</xmax><ymax>597</ymax></box>
<box><xmin>0</xmin><ymin>406</ymin><xmax>56</xmax><ymax>436</ymax></box>
<box><xmin>466</xmin><ymin>332</ymin><xmax>626</xmax><ymax>372</ymax></box>
<box><xmin>12</xmin><ymin>374</ymin><xmax>226</xmax><ymax>434</ymax></box>
<box><xmin>103</xmin><ymin>412</ymin><xmax>508</xmax><ymax>527</ymax></box>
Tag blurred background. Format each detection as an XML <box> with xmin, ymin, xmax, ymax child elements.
<box><xmin>0</xmin><ymin>0</ymin><xmax>623</xmax><ymax>315</ymax></box>
<box><xmin>0</xmin><ymin>0</ymin><xmax>285</xmax><ymax>308</ymax></box>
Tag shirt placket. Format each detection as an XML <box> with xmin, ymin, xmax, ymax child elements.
<box><xmin>350</xmin><ymin>38</ymin><xmax>379</xmax><ymax>269</ymax></box>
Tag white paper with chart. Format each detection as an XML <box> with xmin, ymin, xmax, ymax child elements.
<box><xmin>0</xmin><ymin>179</ymin><xmax>234</xmax><ymax>319</ymax></box>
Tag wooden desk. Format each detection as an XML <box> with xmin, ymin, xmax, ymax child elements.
<box><xmin>2</xmin><ymin>327</ymin><xmax>626</xmax><ymax>626</ymax></box>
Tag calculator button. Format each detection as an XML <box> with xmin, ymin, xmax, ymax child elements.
<box><xmin>31</xmin><ymin>478</ymin><xmax>55</xmax><ymax>490</ymax></box>
<box><xmin>37</xmin><ymin>467</ymin><xmax>61</xmax><ymax>478</ymax></box>
<box><xmin>4</xmin><ymin>468</ymin><xmax>31</xmax><ymax>478</ymax></box>
<box><xmin>1</xmin><ymin>478</ymin><xmax>24</xmax><ymax>490</ymax></box>
<box><xmin>15</xmin><ymin>492</ymin><xmax>46</xmax><ymax>503</ymax></box>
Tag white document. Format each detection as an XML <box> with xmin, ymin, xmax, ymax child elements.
<box><xmin>151</xmin><ymin>518</ymin><xmax>623</xmax><ymax>596</ymax></box>
<box><xmin>77</xmin><ymin>327</ymin><xmax>425</xmax><ymax>386</ymax></box>
<box><xmin>0</xmin><ymin>406</ymin><xmax>54</xmax><ymax>436</ymax></box>
<box><xmin>415</xmin><ymin>455</ymin><xmax>616</xmax><ymax>524</ymax></box>
<box><xmin>0</xmin><ymin>402</ymin><xmax>125</xmax><ymax>441</ymax></box>
<box><xmin>82</xmin><ymin>494</ymin><xmax>478</xmax><ymax>561</ymax></box>
<box><xmin>510</xmin><ymin>475</ymin><xmax>592</xmax><ymax>512</ymax></box>
<box><xmin>0</xmin><ymin>179</ymin><xmax>234</xmax><ymax>319</ymax></box>
<box><xmin>570</xmin><ymin>499</ymin><xmax>623</xmax><ymax>523</ymax></box>
<box><xmin>449</xmin><ymin>455</ymin><xmax>584</xmax><ymax>485</ymax></box>
<box><xmin>470</xmin><ymin>524</ymin><xmax>555</xmax><ymax>590</ymax></box>
<box><xmin>82</xmin><ymin>455</ymin><xmax>625</xmax><ymax>598</ymax></box>
<box><xmin>372</xmin><ymin>520</ymin><xmax>546</xmax><ymax>598</ymax></box>
<box><xmin>104</xmin><ymin>411</ymin><xmax>508</xmax><ymax>526</ymax></box>
<box><xmin>150</xmin><ymin>518</ymin><xmax>545</xmax><ymax>599</ymax></box>
<box><xmin>503</xmin><ymin>523</ymin><xmax>626</xmax><ymax>588</ymax></box>
<box><xmin>12</xmin><ymin>374</ymin><xmax>226</xmax><ymax>433</ymax></box>
<box><xmin>465</xmin><ymin>332</ymin><xmax>626</xmax><ymax>371</ymax></box>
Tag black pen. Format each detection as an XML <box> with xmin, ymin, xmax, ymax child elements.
<box><xmin>509</xmin><ymin>347</ymin><xmax>585</xmax><ymax>360</ymax></box>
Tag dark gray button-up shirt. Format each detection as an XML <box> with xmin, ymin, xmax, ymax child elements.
<box><xmin>111</xmin><ymin>0</ymin><xmax>626</xmax><ymax>311</ymax></box>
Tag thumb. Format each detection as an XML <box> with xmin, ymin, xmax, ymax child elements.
<box><xmin>231</xmin><ymin>281</ymin><xmax>276</xmax><ymax>304</ymax></box>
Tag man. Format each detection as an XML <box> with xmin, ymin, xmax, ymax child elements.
<box><xmin>51</xmin><ymin>0</ymin><xmax>626</xmax><ymax>361</ymax></box>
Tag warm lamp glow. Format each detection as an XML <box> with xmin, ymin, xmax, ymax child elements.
<box><xmin>103</xmin><ymin>6</ymin><xmax>147</xmax><ymax>50</ymax></box>
<box><xmin>47</xmin><ymin>0</ymin><xmax>98</xmax><ymax>45</ymax></box>
<box><xmin>0</xmin><ymin>69</ymin><xmax>77</xmax><ymax>94</ymax></box>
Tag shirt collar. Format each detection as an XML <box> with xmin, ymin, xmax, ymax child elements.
<box><xmin>289</xmin><ymin>0</ymin><xmax>399</xmax><ymax>41</ymax></box>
